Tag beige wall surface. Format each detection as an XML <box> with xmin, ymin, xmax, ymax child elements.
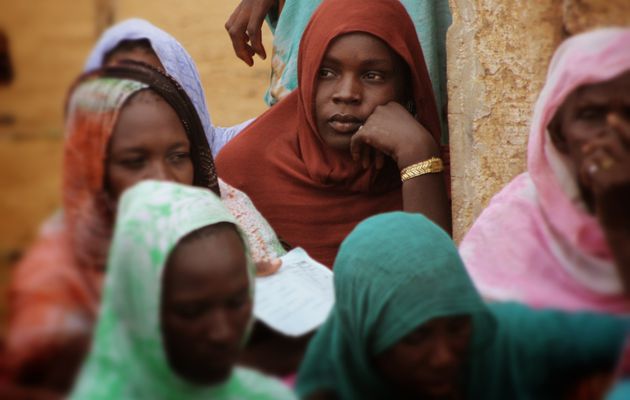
<box><xmin>0</xmin><ymin>0</ymin><xmax>272</xmax><ymax>329</ymax></box>
<box><xmin>448</xmin><ymin>0</ymin><xmax>630</xmax><ymax>241</ymax></box>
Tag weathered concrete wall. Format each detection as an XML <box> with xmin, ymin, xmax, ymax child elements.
<box><xmin>116</xmin><ymin>0</ymin><xmax>272</xmax><ymax>126</ymax></box>
<box><xmin>0</xmin><ymin>1</ymin><xmax>96</xmax><ymax>324</ymax></box>
<box><xmin>563</xmin><ymin>0</ymin><xmax>630</xmax><ymax>34</ymax></box>
<box><xmin>448</xmin><ymin>0</ymin><xmax>630</xmax><ymax>242</ymax></box>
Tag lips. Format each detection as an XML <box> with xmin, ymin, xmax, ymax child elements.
<box><xmin>328</xmin><ymin>114</ymin><xmax>363</xmax><ymax>134</ymax></box>
<box><xmin>195</xmin><ymin>344</ymin><xmax>238</xmax><ymax>366</ymax></box>
<box><xmin>419</xmin><ymin>370</ymin><xmax>459</xmax><ymax>393</ymax></box>
<box><xmin>194</xmin><ymin>351</ymin><xmax>235</xmax><ymax>372</ymax></box>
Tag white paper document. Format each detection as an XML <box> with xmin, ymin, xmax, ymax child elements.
<box><xmin>253</xmin><ymin>247</ymin><xmax>335</xmax><ymax>337</ymax></box>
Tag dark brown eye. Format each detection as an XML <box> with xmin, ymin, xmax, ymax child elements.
<box><xmin>318</xmin><ymin>68</ymin><xmax>335</xmax><ymax>79</ymax></box>
<box><xmin>364</xmin><ymin>71</ymin><xmax>385</xmax><ymax>81</ymax></box>
<box><xmin>174</xmin><ymin>304</ymin><xmax>204</xmax><ymax>319</ymax></box>
<box><xmin>168</xmin><ymin>151</ymin><xmax>190</xmax><ymax>164</ymax></box>
<box><xmin>446</xmin><ymin>319</ymin><xmax>470</xmax><ymax>337</ymax></box>
<box><xmin>577</xmin><ymin>106</ymin><xmax>606</xmax><ymax>121</ymax></box>
<box><xmin>402</xmin><ymin>327</ymin><xmax>430</xmax><ymax>344</ymax></box>
<box><xmin>226</xmin><ymin>293</ymin><xmax>248</xmax><ymax>310</ymax></box>
<box><xmin>118</xmin><ymin>157</ymin><xmax>145</xmax><ymax>169</ymax></box>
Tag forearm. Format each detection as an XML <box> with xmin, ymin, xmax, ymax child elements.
<box><xmin>402</xmin><ymin>172</ymin><xmax>451</xmax><ymax>234</ymax></box>
<box><xmin>398</xmin><ymin>147</ymin><xmax>451</xmax><ymax>234</ymax></box>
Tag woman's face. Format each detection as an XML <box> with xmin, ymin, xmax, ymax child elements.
<box><xmin>161</xmin><ymin>224</ymin><xmax>252</xmax><ymax>385</ymax></box>
<box><xmin>550</xmin><ymin>70</ymin><xmax>630</xmax><ymax>207</ymax></box>
<box><xmin>105</xmin><ymin>89</ymin><xmax>194</xmax><ymax>201</ymax></box>
<box><xmin>314</xmin><ymin>32</ymin><xmax>408</xmax><ymax>151</ymax></box>
<box><xmin>373</xmin><ymin>315</ymin><xmax>472</xmax><ymax>400</ymax></box>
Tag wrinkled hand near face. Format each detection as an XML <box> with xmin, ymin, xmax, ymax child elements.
<box><xmin>550</xmin><ymin>70</ymin><xmax>630</xmax><ymax>230</ymax></box>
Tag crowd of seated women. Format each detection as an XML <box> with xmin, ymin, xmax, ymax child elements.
<box><xmin>1</xmin><ymin>0</ymin><xmax>629</xmax><ymax>399</ymax></box>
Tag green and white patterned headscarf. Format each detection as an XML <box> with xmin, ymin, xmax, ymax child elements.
<box><xmin>70</xmin><ymin>180</ymin><xmax>295</xmax><ymax>400</ymax></box>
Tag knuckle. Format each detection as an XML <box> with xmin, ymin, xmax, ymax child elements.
<box><xmin>227</xmin><ymin>27</ymin><xmax>238</xmax><ymax>38</ymax></box>
<box><xmin>246</xmin><ymin>27</ymin><xmax>259</xmax><ymax>39</ymax></box>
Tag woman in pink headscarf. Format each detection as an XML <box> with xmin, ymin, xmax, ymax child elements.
<box><xmin>460</xmin><ymin>28</ymin><xmax>630</xmax><ymax>314</ymax></box>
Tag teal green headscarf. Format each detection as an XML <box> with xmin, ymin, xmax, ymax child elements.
<box><xmin>296</xmin><ymin>211</ymin><xmax>496</xmax><ymax>399</ymax></box>
<box><xmin>297</xmin><ymin>212</ymin><xmax>627</xmax><ymax>400</ymax></box>
<box><xmin>70</xmin><ymin>181</ymin><xmax>295</xmax><ymax>400</ymax></box>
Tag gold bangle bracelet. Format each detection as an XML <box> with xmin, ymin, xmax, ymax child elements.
<box><xmin>400</xmin><ymin>157</ymin><xmax>444</xmax><ymax>182</ymax></box>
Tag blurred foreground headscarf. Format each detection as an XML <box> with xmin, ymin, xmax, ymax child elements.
<box><xmin>5</xmin><ymin>62</ymin><xmax>215</xmax><ymax>378</ymax></box>
<box><xmin>297</xmin><ymin>212</ymin><xmax>494</xmax><ymax>398</ymax></box>
<box><xmin>5</xmin><ymin>62</ymin><xmax>280</xmax><ymax>382</ymax></box>
<box><xmin>299</xmin><ymin>212</ymin><xmax>627</xmax><ymax>399</ymax></box>
<box><xmin>70</xmin><ymin>180</ymin><xmax>295</xmax><ymax>399</ymax></box>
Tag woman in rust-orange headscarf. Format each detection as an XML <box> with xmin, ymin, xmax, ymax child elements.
<box><xmin>2</xmin><ymin>62</ymin><xmax>219</xmax><ymax>391</ymax></box>
<box><xmin>216</xmin><ymin>0</ymin><xmax>444</xmax><ymax>267</ymax></box>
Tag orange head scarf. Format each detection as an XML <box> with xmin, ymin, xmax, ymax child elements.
<box><xmin>63</xmin><ymin>62</ymin><xmax>219</xmax><ymax>276</ymax></box>
<box><xmin>216</xmin><ymin>0</ymin><xmax>440</xmax><ymax>266</ymax></box>
<box><xmin>4</xmin><ymin>62</ymin><xmax>218</xmax><ymax>378</ymax></box>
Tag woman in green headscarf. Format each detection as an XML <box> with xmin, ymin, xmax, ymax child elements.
<box><xmin>296</xmin><ymin>212</ymin><xmax>628</xmax><ymax>400</ymax></box>
<box><xmin>70</xmin><ymin>180</ymin><xmax>295</xmax><ymax>399</ymax></box>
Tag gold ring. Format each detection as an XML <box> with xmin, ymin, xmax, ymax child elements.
<box><xmin>600</xmin><ymin>157</ymin><xmax>615</xmax><ymax>170</ymax></box>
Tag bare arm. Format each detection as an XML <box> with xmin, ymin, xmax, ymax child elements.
<box><xmin>397</xmin><ymin>140</ymin><xmax>451</xmax><ymax>232</ymax></box>
<box><xmin>225</xmin><ymin>0</ymin><xmax>278</xmax><ymax>66</ymax></box>
<box><xmin>350</xmin><ymin>102</ymin><xmax>451</xmax><ymax>233</ymax></box>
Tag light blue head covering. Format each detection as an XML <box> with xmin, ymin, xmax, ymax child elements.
<box><xmin>84</xmin><ymin>18</ymin><xmax>248</xmax><ymax>156</ymax></box>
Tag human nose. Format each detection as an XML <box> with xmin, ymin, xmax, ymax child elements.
<box><xmin>147</xmin><ymin>160</ymin><xmax>176</xmax><ymax>182</ymax></box>
<box><xmin>332</xmin><ymin>74</ymin><xmax>361</xmax><ymax>105</ymax></box>
<box><xmin>428</xmin><ymin>337</ymin><xmax>457</xmax><ymax>368</ymax></box>
<box><xmin>205</xmin><ymin>310</ymin><xmax>234</xmax><ymax>344</ymax></box>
